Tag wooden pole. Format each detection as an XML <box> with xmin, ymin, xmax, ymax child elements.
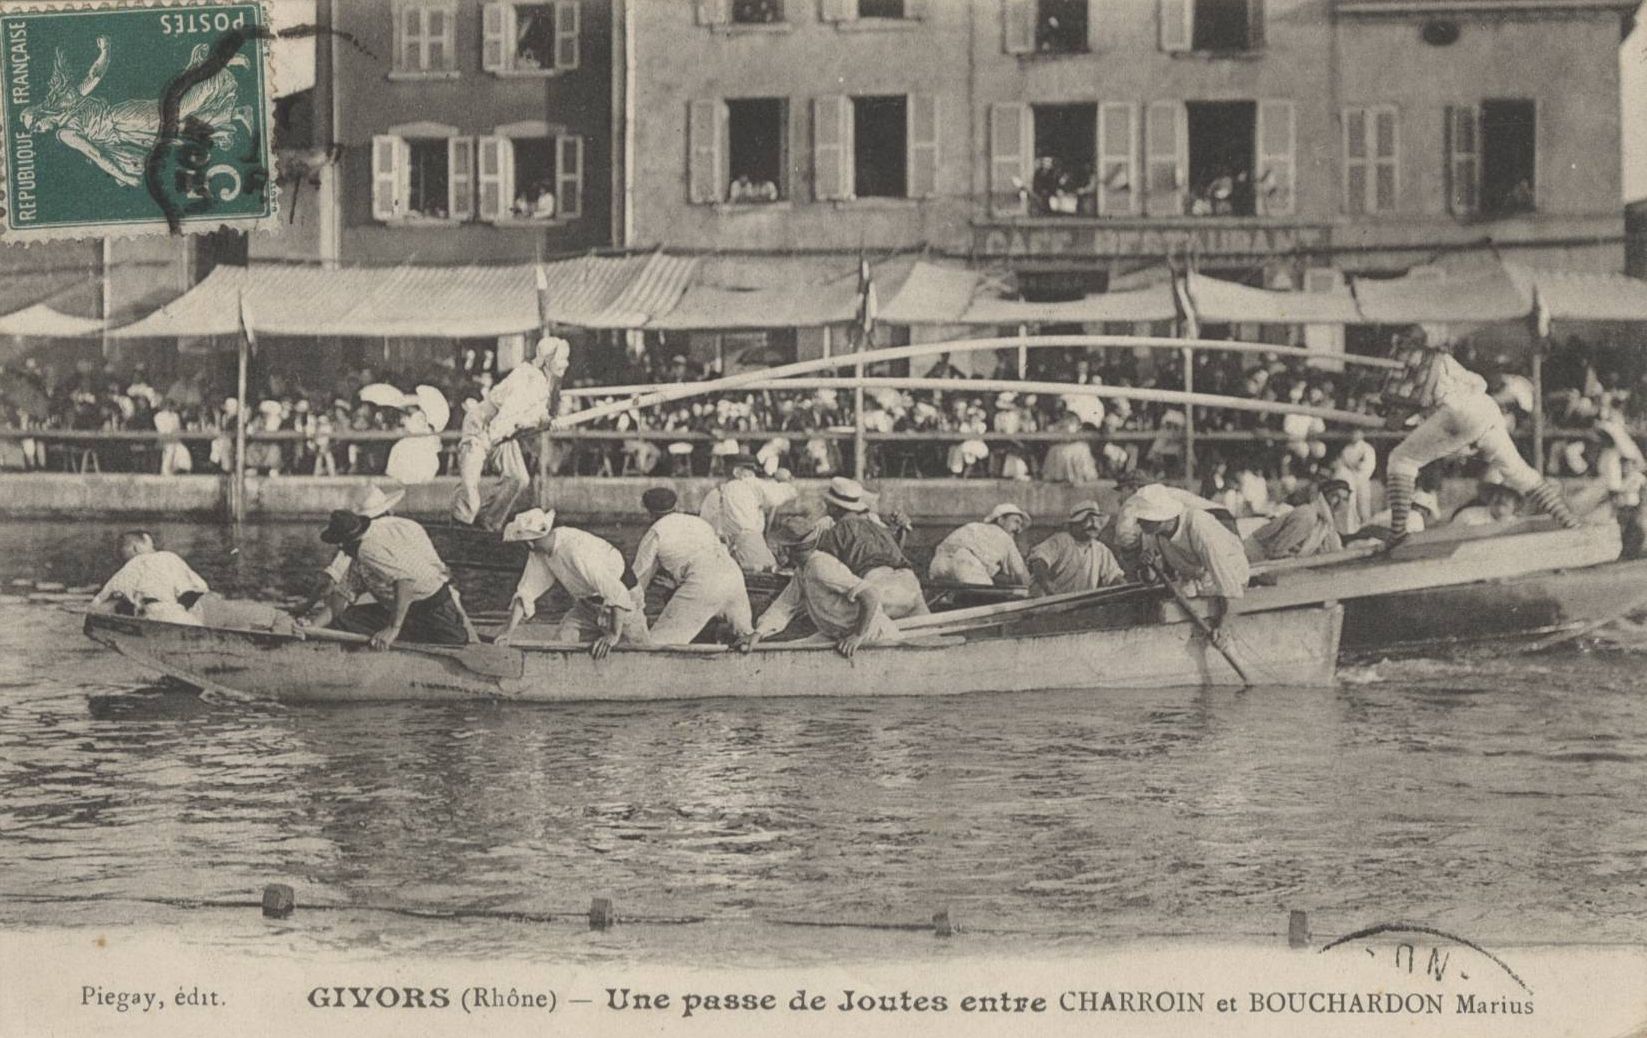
<box><xmin>1531</xmin><ymin>349</ymin><xmax>1545</xmax><ymax>475</ymax></box>
<box><xmin>853</xmin><ymin>326</ymin><xmax>867</xmax><ymax>480</ymax></box>
<box><xmin>233</xmin><ymin>329</ymin><xmax>248</xmax><ymax>526</ymax></box>
<box><xmin>1182</xmin><ymin>345</ymin><xmax>1196</xmax><ymax>484</ymax></box>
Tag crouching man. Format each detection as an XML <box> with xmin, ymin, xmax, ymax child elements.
<box><xmin>492</xmin><ymin>508</ymin><xmax>650</xmax><ymax>659</ymax></box>
<box><xmin>738</xmin><ymin>515</ymin><xmax>903</xmax><ymax>659</ymax></box>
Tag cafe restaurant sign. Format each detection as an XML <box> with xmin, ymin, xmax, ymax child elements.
<box><xmin>974</xmin><ymin>222</ymin><xmax>1331</xmax><ymax>260</ymax></box>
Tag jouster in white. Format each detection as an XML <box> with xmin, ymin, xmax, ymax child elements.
<box><xmin>452</xmin><ymin>337</ymin><xmax>570</xmax><ymax>531</ymax></box>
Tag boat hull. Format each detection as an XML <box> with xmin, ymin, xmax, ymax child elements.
<box><xmin>83</xmin><ymin>604</ymin><xmax>1341</xmax><ymax>703</ymax></box>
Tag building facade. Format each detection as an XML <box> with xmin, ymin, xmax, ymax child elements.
<box><xmin>622</xmin><ymin>0</ymin><xmax>1634</xmax><ymax>286</ymax></box>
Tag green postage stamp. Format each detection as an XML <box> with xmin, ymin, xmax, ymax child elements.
<box><xmin>0</xmin><ymin>1</ymin><xmax>275</xmax><ymax>240</ymax></box>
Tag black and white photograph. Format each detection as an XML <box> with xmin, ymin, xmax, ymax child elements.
<box><xmin>2</xmin><ymin>0</ymin><xmax>1646</xmax><ymax>1034</ymax></box>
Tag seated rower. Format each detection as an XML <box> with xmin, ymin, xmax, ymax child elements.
<box><xmin>1451</xmin><ymin>483</ymin><xmax>1522</xmax><ymax>527</ymax></box>
<box><xmin>1027</xmin><ymin>501</ymin><xmax>1128</xmax><ymax>597</ymax></box>
<box><xmin>302</xmin><ymin>508</ymin><xmax>474</xmax><ymax>649</ymax></box>
<box><xmin>928</xmin><ymin>503</ymin><xmax>1031</xmax><ymax>587</ymax></box>
<box><xmin>632</xmin><ymin>487</ymin><xmax>753</xmax><ymax>645</ymax></box>
<box><xmin>494</xmin><ymin>508</ymin><xmax>649</xmax><ymax>658</ymax></box>
<box><xmin>90</xmin><ymin>530</ymin><xmax>209</xmax><ymax>625</ymax></box>
<box><xmin>741</xmin><ymin>515</ymin><xmax>903</xmax><ymax>659</ymax></box>
<box><xmin>1243</xmin><ymin>480</ymin><xmax>1351</xmax><ymax>562</ymax></box>
<box><xmin>1131</xmin><ymin>484</ymin><xmax>1249</xmax><ymax>648</ymax></box>
<box><xmin>815</xmin><ymin>478</ymin><xmax>927</xmax><ymax>619</ymax></box>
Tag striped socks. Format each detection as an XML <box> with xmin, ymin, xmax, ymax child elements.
<box><xmin>1385</xmin><ymin>471</ymin><xmax>1415</xmax><ymax>540</ymax></box>
<box><xmin>1527</xmin><ymin>480</ymin><xmax>1581</xmax><ymax>529</ymax></box>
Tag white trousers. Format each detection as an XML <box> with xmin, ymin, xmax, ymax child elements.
<box><xmin>1388</xmin><ymin>395</ymin><xmax>1541</xmax><ymax>493</ymax></box>
<box><xmin>864</xmin><ymin>567</ymin><xmax>929</xmax><ymax>620</ymax></box>
<box><xmin>554</xmin><ymin>600</ymin><xmax>650</xmax><ymax>645</ymax></box>
<box><xmin>650</xmin><ymin>564</ymin><xmax>753</xmax><ymax>644</ymax></box>
<box><xmin>452</xmin><ymin>435</ymin><xmax>530</xmax><ymax>529</ymax></box>
<box><xmin>726</xmin><ymin>526</ymin><xmax>778</xmax><ymax>573</ymax></box>
<box><xmin>928</xmin><ymin>549</ymin><xmax>994</xmax><ymax>586</ymax></box>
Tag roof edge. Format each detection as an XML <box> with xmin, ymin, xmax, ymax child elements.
<box><xmin>1336</xmin><ymin>0</ymin><xmax>1636</xmax><ymax>14</ymax></box>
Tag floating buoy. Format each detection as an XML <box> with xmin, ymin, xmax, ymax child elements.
<box><xmin>932</xmin><ymin>907</ymin><xmax>955</xmax><ymax>938</ymax></box>
<box><xmin>262</xmin><ymin>883</ymin><xmax>295</xmax><ymax>919</ymax></box>
<box><xmin>1287</xmin><ymin>909</ymin><xmax>1308</xmax><ymax>948</ymax></box>
<box><xmin>588</xmin><ymin>897</ymin><xmax>614</xmax><ymax>931</ymax></box>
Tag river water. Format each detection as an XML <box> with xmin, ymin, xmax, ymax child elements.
<box><xmin>2</xmin><ymin>520</ymin><xmax>1645</xmax><ymax>964</ymax></box>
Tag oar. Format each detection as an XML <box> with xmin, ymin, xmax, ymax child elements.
<box><xmin>1145</xmin><ymin>563</ymin><xmax>1251</xmax><ymax>686</ymax></box>
<box><xmin>296</xmin><ymin>626</ymin><xmax>522</xmax><ymax>679</ymax></box>
<box><xmin>1518</xmin><ymin>589</ymin><xmax>1647</xmax><ymax>655</ymax></box>
<box><xmin>898</xmin><ymin>581</ymin><xmax>1149</xmax><ymax>633</ymax></box>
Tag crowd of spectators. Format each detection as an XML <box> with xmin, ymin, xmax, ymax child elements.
<box><xmin>3</xmin><ymin>335</ymin><xmax>1643</xmax><ymax>489</ymax></box>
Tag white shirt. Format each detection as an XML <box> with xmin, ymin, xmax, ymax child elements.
<box><xmin>512</xmin><ymin>527</ymin><xmax>633</xmax><ymax>621</ymax></box>
<box><xmin>753</xmin><ymin>552</ymin><xmax>902</xmax><ymax>642</ymax></box>
<box><xmin>93</xmin><ymin>551</ymin><xmax>208</xmax><ymax>611</ymax></box>
<box><xmin>931</xmin><ymin>522</ymin><xmax>1030</xmax><ymax>585</ymax></box>
<box><xmin>1335</xmin><ymin>440</ymin><xmax>1377</xmax><ymax>480</ymax></box>
<box><xmin>716</xmin><ymin>477</ymin><xmax>796</xmax><ymax>537</ymax></box>
<box><xmin>343</xmin><ymin>517</ymin><xmax>450</xmax><ymax>605</ymax></box>
<box><xmin>631</xmin><ymin>512</ymin><xmax>735</xmax><ymax>591</ymax></box>
<box><xmin>483</xmin><ymin>363</ymin><xmax>551</xmax><ymax>442</ymax></box>
<box><xmin>1114</xmin><ymin>487</ymin><xmax>1225</xmax><ymax>551</ymax></box>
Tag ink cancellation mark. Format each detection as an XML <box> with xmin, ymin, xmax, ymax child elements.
<box><xmin>0</xmin><ymin>2</ymin><xmax>276</xmax><ymax>241</ymax></box>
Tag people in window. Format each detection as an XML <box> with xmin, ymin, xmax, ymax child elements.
<box><xmin>511</xmin><ymin>177</ymin><xmax>556</xmax><ymax>219</ymax></box>
<box><xmin>514</xmin><ymin>5</ymin><xmax>556</xmax><ymax>70</ymax></box>
<box><xmin>728</xmin><ymin>174</ymin><xmax>780</xmax><ymax>204</ymax></box>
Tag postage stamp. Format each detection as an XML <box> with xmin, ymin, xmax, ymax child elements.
<box><xmin>0</xmin><ymin>1</ymin><xmax>276</xmax><ymax>241</ymax></box>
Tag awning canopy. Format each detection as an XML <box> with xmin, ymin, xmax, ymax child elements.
<box><xmin>878</xmin><ymin>261</ymin><xmax>981</xmax><ymax>324</ymax></box>
<box><xmin>1505</xmin><ymin>264</ymin><xmax>1647</xmax><ymax>323</ymax></box>
<box><xmin>959</xmin><ymin>281</ymin><xmax>1178</xmax><ymax>325</ymax></box>
<box><xmin>0</xmin><ymin>303</ymin><xmax>105</xmax><ymax>337</ymax></box>
<box><xmin>648</xmin><ymin>255</ymin><xmax>916</xmax><ymax>331</ymax></box>
<box><xmin>1185</xmin><ymin>271</ymin><xmax>1361</xmax><ymax>324</ymax></box>
<box><xmin>1351</xmin><ymin>265</ymin><xmax>1533</xmax><ymax>324</ymax></box>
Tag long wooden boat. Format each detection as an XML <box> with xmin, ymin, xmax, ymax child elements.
<box><xmin>82</xmin><ymin>597</ymin><xmax>1342</xmax><ymax>703</ymax></box>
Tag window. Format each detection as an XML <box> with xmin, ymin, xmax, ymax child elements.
<box><xmin>1140</xmin><ymin>99</ymin><xmax>1293</xmax><ymax>217</ymax></box>
<box><xmin>732</xmin><ymin>0</ymin><xmax>782</xmax><ymax>23</ymax></box>
<box><xmin>483</xmin><ymin>1</ymin><xmax>579</xmax><ymax>74</ymax></box>
<box><xmin>393</xmin><ymin>1</ymin><xmax>458</xmax><ymax>76</ymax></box>
<box><xmin>477</xmin><ymin>132</ymin><xmax>584</xmax><ymax>222</ymax></box>
<box><xmin>1004</xmin><ymin>0</ymin><xmax>1087</xmax><ymax>54</ymax></box>
<box><xmin>821</xmin><ymin>0</ymin><xmax>926</xmax><ymax>22</ymax></box>
<box><xmin>1159</xmin><ymin>0</ymin><xmax>1263</xmax><ymax>54</ymax></box>
<box><xmin>813</xmin><ymin>94</ymin><xmax>937</xmax><ymax>201</ymax></box>
<box><xmin>858</xmin><ymin>0</ymin><xmax>905</xmax><ymax>16</ymax></box>
<box><xmin>1479</xmin><ymin>99</ymin><xmax>1536</xmax><ymax>216</ymax></box>
<box><xmin>727</xmin><ymin>99</ymin><xmax>786</xmax><ymax>203</ymax></box>
<box><xmin>1186</xmin><ymin>101</ymin><xmax>1255</xmax><ymax>216</ymax></box>
<box><xmin>372</xmin><ymin>130</ymin><xmax>472</xmax><ymax>222</ymax></box>
<box><xmin>1029</xmin><ymin>103</ymin><xmax>1096</xmax><ymax>216</ymax></box>
<box><xmin>1343</xmin><ymin>106</ymin><xmax>1398</xmax><ymax>214</ymax></box>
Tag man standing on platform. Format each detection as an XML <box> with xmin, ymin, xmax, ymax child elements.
<box><xmin>452</xmin><ymin>336</ymin><xmax>571</xmax><ymax>531</ymax></box>
<box><xmin>1131</xmin><ymin>484</ymin><xmax>1249</xmax><ymax>648</ymax></box>
<box><xmin>631</xmin><ymin>487</ymin><xmax>753</xmax><ymax>645</ymax></box>
<box><xmin>303</xmin><ymin>508</ymin><xmax>476</xmax><ymax>649</ymax></box>
<box><xmin>1381</xmin><ymin>340</ymin><xmax>1578</xmax><ymax>548</ymax></box>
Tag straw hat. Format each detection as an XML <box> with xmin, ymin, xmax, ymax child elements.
<box><xmin>502</xmin><ymin>508</ymin><xmax>556</xmax><ymax>543</ymax></box>
<box><xmin>824</xmin><ymin>476</ymin><xmax>869</xmax><ymax>513</ymax></box>
<box><xmin>1129</xmin><ymin>484</ymin><xmax>1183</xmax><ymax>523</ymax></box>
<box><xmin>358</xmin><ymin>382</ymin><xmax>409</xmax><ymax>408</ymax></box>
<box><xmin>413</xmin><ymin>385</ymin><xmax>451</xmax><ymax>432</ymax></box>
<box><xmin>984</xmin><ymin>502</ymin><xmax>1029</xmax><ymax>525</ymax></box>
<box><xmin>1068</xmin><ymin>501</ymin><xmax>1104</xmax><ymax>523</ymax></box>
<box><xmin>352</xmin><ymin>482</ymin><xmax>405</xmax><ymax>518</ymax></box>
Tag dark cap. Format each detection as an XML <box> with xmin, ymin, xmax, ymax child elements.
<box><xmin>641</xmin><ymin>486</ymin><xmax>678</xmax><ymax>514</ymax></box>
<box><xmin>1116</xmin><ymin>471</ymin><xmax>1149</xmax><ymax>490</ymax></box>
<box><xmin>320</xmin><ymin>510</ymin><xmax>370</xmax><ymax>545</ymax></box>
<box><xmin>1318</xmin><ymin>478</ymin><xmax>1351</xmax><ymax>497</ymax></box>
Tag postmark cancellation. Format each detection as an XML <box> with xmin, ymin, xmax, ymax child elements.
<box><xmin>0</xmin><ymin>0</ymin><xmax>277</xmax><ymax>241</ymax></box>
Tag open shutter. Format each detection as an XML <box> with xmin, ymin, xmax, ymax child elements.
<box><xmin>1256</xmin><ymin>99</ymin><xmax>1295</xmax><ymax>216</ymax></box>
<box><xmin>434</xmin><ymin>5</ymin><xmax>457</xmax><ymax>70</ymax></box>
<box><xmin>688</xmin><ymin>99</ymin><xmax>723</xmax><ymax>203</ymax></box>
<box><xmin>395</xmin><ymin>4</ymin><xmax>417</xmax><ymax>71</ymax></box>
<box><xmin>557</xmin><ymin>135</ymin><xmax>584</xmax><ymax>218</ymax></box>
<box><xmin>1343</xmin><ymin>107</ymin><xmax>1368</xmax><ymax>214</ymax></box>
<box><xmin>1372</xmin><ymin>107</ymin><xmax>1397</xmax><ymax>212</ymax></box>
<box><xmin>372</xmin><ymin>134</ymin><xmax>403</xmax><ymax>220</ymax></box>
<box><xmin>1003</xmin><ymin>0</ymin><xmax>1034</xmax><ymax>54</ymax></box>
<box><xmin>814</xmin><ymin>95</ymin><xmax>852</xmax><ymax>201</ymax></box>
<box><xmin>1245</xmin><ymin>0</ymin><xmax>1264</xmax><ymax>49</ymax></box>
<box><xmin>447</xmin><ymin>136</ymin><xmax>475</xmax><ymax>220</ymax></box>
<box><xmin>396</xmin><ymin>140</ymin><xmax>413</xmax><ymax>216</ymax></box>
<box><xmin>1097</xmin><ymin>102</ymin><xmax>1137</xmax><ymax>215</ymax></box>
<box><xmin>1445</xmin><ymin>104</ymin><xmax>1479</xmax><ymax>215</ymax></box>
<box><xmin>482</xmin><ymin>2</ymin><xmax>508</xmax><ymax>71</ymax></box>
<box><xmin>477</xmin><ymin>136</ymin><xmax>507</xmax><ymax>220</ymax></box>
<box><xmin>554</xmin><ymin>0</ymin><xmax>580</xmax><ymax>71</ymax></box>
<box><xmin>1144</xmin><ymin>100</ymin><xmax>1185</xmax><ymax>217</ymax></box>
<box><xmin>694</xmin><ymin>0</ymin><xmax>729</xmax><ymax>25</ymax></box>
<box><xmin>821</xmin><ymin>0</ymin><xmax>855</xmax><ymax>21</ymax></box>
<box><xmin>989</xmin><ymin>103</ymin><xmax>1031</xmax><ymax>215</ymax></box>
<box><xmin>1159</xmin><ymin>0</ymin><xmax>1191</xmax><ymax>52</ymax></box>
<box><xmin>906</xmin><ymin>95</ymin><xmax>938</xmax><ymax>198</ymax></box>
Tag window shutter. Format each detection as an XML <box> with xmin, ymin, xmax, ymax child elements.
<box><xmin>554</xmin><ymin>1</ymin><xmax>580</xmax><ymax>71</ymax></box>
<box><xmin>695</xmin><ymin>0</ymin><xmax>729</xmax><ymax>25</ymax></box>
<box><xmin>821</xmin><ymin>0</ymin><xmax>855</xmax><ymax>21</ymax></box>
<box><xmin>1245</xmin><ymin>0</ymin><xmax>1264</xmax><ymax>49</ymax></box>
<box><xmin>557</xmin><ymin>135</ymin><xmax>584</xmax><ymax>218</ymax></box>
<box><xmin>1373</xmin><ymin>107</ymin><xmax>1397</xmax><ymax>212</ymax></box>
<box><xmin>448</xmin><ymin>136</ymin><xmax>475</xmax><ymax>220</ymax></box>
<box><xmin>1144</xmin><ymin>100</ymin><xmax>1185</xmax><ymax>216</ymax></box>
<box><xmin>482</xmin><ymin>2</ymin><xmax>508</xmax><ymax>71</ymax></box>
<box><xmin>814</xmin><ymin>95</ymin><xmax>852</xmax><ymax>201</ymax></box>
<box><xmin>906</xmin><ymin>95</ymin><xmax>938</xmax><ymax>198</ymax></box>
<box><xmin>905</xmin><ymin>0</ymin><xmax>928</xmax><ymax>17</ymax></box>
<box><xmin>1445</xmin><ymin>104</ymin><xmax>1479</xmax><ymax>215</ymax></box>
<box><xmin>1159</xmin><ymin>0</ymin><xmax>1191</xmax><ymax>52</ymax></box>
<box><xmin>1003</xmin><ymin>0</ymin><xmax>1034</xmax><ymax>54</ymax></box>
<box><xmin>432</xmin><ymin>5</ymin><xmax>456</xmax><ymax>71</ymax></box>
<box><xmin>1097</xmin><ymin>102</ymin><xmax>1137</xmax><ymax>215</ymax></box>
<box><xmin>989</xmin><ymin>102</ymin><xmax>1031</xmax><ymax>215</ymax></box>
<box><xmin>477</xmin><ymin>136</ymin><xmax>507</xmax><ymax>220</ymax></box>
<box><xmin>396</xmin><ymin>139</ymin><xmax>413</xmax><ymax>215</ymax></box>
<box><xmin>394</xmin><ymin>5</ymin><xmax>414</xmax><ymax>71</ymax></box>
<box><xmin>372</xmin><ymin>134</ymin><xmax>403</xmax><ymax>220</ymax></box>
<box><xmin>1343</xmin><ymin>107</ymin><xmax>1368</xmax><ymax>215</ymax></box>
<box><xmin>688</xmin><ymin>99</ymin><xmax>723</xmax><ymax>203</ymax></box>
<box><xmin>1256</xmin><ymin>99</ymin><xmax>1295</xmax><ymax>216</ymax></box>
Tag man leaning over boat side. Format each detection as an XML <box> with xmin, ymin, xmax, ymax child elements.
<box><xmin>1131</xmin><ymin>484</ymin><xmax>1249</xmax><ymax>649</ymax></box>
<box><xmin>1379</xmin><ymin>338</ymin><xmax>1579</xmax><ymax>549</ymax></box>
<box><xmin>90</xmin><ymin>530</ymin><xmax>210</xmax><ymax>626</ymax></box>
<box><xmin>631</xmin><ymin>487</ymin><xmax>753</xmax><ymax>646</ymax></box>
<box><xmin>928</xmin><ymin>503</ymin><xmax>1032</xmax><ymax>588</ymax></box>
<box><xmin>813</xmin><ymin>478</ymin><xmax>928</xmax><ymax>620</ymax></box>
<box><xmin>1243</xmin><ymin>480</ymin><xmax>1351</xmax><ymax>562</ymax></box>
<box><xmin>1103</xmin><ymin>471</ymin><xmax>1236</xmax><ymax>579</ymax></box>
<box><xmin>1027</xmin><ymin>502</ymin><xmax>1128</xmax><ymax>597</ymax></box>
<box><xmin>492</xmin><ymin>508</ymin><xmax>649</xmax><ymax>659</ymax></box>
<box><xmin>300</xmin><ymin>508</ymin><xmax>475</xmax><ymax>650</ymax></box>
<box><xmin>739</xmin><ymin>515</ymin><xmax>904</xmax><ymax>659</ymax></box>
<box><xmin>451</xmin><ymin>336</ymin><xmax>571</xmax><ymax>531</ymax></box>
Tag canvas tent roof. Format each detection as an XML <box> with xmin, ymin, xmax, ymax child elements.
<box><xmin>1351</xmin><ymin>264</ymin><xmax>1532</xmax><ymax>324</ymax></box>
<box><xmin>647</xmin><ymin>255</ymin><xmax>917</xmax><ymax>330</ymax></box>
<box><xmin>1184</xmin><ymin>271</ymin><xmax>1361</xmax><ymax>324</ymax></box>
<box><xmin>0</xmin><ymin>304</ymin><xmax>105</xmax><ymax>337</ymax></box>
<box><xmin>1504</xmin><ymin>264</ymin><xmax>1647</xmax><ymax>323</ymax></box>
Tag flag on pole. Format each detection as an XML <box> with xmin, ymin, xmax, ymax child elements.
<box><xmin>1172</xmin><ymin>270</ymin><xmax>1200</xmax><ymax>340</ymax></box>
<box><xmin>1531</xmin><ymin>284</ymin><xmax>1552</xmax><ymax>341</ymax></box>
<box><xmin>237</xmin><ymin>288</ymin><xmax>258</xmax><ymax>353</ymax></box>
<box><xmin>535</xmin><ymin>262</ymin><xmax>551</xmax><ymax>334</ymax></box>
<box><xmin>855</xmin><ymin>255</ymin><xmax>878</xmax><ymax>349</ymax></box>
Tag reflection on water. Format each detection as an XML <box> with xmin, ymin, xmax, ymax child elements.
<box><xmin>2</xmin><ymin>521</ymin><xmax>1646</xmax><ymax>961</ymax></box>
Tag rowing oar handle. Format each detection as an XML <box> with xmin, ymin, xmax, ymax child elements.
<box><xmin>1143</xmin><ymin>561</ymin><xmax>1252</xmax><ymax>686</ymax></box>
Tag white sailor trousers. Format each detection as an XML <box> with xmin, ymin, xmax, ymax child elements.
<box><xmin>927</xmin><ymin>548</ymin><xmax>995</xmax><ymax>586</ymax></box>
<box><xmin>863</xmin><ymin>566</ymin><xmax>930</xmax><ymax>619</ymax></box>
<box><xmin>553</xmin><ymin>599</ymin><xmax>651</xmax><ymax>645</ymax></box>
<box><xmin>1388</xmin><ymin>395</ymin><xmax>1540</xmax><ymax>493</ymax></box>
<box><xmin>453</xmin><ymin>433</ymin><xmax>530</xmax><ymax>528</ymax></box>
<box><xmin>726</xmin><ymin>526</ymin><xmax>778</xmax><ymax>573</ymax></box>
<box><xmin>649</xmin><ymin>562</ymin><xmax>753</xmax><ymax>645</ymax></box>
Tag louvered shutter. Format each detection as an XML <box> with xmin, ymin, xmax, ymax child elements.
<box><xmin>695</xmin><ymin>0</ymin><xmax>729</xmax><ymax>25</ymax></box>
<box><xmin>430</xmin><ymin>5</ymin><xmax>455</xmax><ymax>71</ymax></box>
<box><xmin>482</xmin><ymin>2</ymin><xmax>509</xmax><ymax>71</ymax></box>
<box><xmin>1003</xmin><ymin>0</ymin><xmax>1034</xmax><ymax>54</ymax></box>
<box><xmin>688</xmin><ymin>99</ymin><xmax>723</xmax><ymax>204</ymax></box>
<box><xmin>1343</xmin><ymin>107</ymin><xmax>1368</xmax><ymax>215</ymax></box>
<box><xmin>448</xmin><ymin>136</ymin><xmax>475</xmax><ymax>220</ymax></box>
<box><xmin>395</xmin><ymin>5</ymin><xmax>418</xmax><ymax>72</ymax></box>
<box><xmin>906</xmin><ymin>95</ymin><xmax>938</xmax><ymax>198</ymax></box>
<box><xmin>1144</xmin><ymin>100</ymin><xmax>1185</xmax><ymax>216</ymax></box>
<box><xmin>1245</xmin><ymin>0</ymin><xmax>1264</xmax><ymax>49</ymax></box>
<box><xmin>1159</xmin><ymin>0</ymin><xmax>1191</xmax><ymax>52</ymax></box>
<box><xmin>814</xmin><ymin>96</ymin><xmax>852</xmax><ymax>201</ymax></box>
<box><xmin>989</xmin><ymin>103</ymin><xmax>1031</xmax><ymax>215</ymax></box>
<box><xmin>1445</xmin><ymin>105</ymin><xmax>1479</xmax><ymax>215</ymax></box>
<box><xmin>821</xmin><ymin>0</ymin><xmax>854</xmax><ymax>21</ymax></box>
<box><xmin>477</xmin><ymin>136</ymin><xmax>507</xmax><ymax>220</ymax></box>
<box><xmin>1372</xmin><ymin>107</ymin><xmax>1397</xmax><ymax>212</ymax></box>
<box><xmin>372</xmin><ymin>134</ymin><xmax>403</xmax><ymax>220</ymax></box>
<box><xmin>1097</xmin><ymin>102</ymin><xmax>1137</xmax><ymax>215</ymax></box>
<box><xmin>1256</xmin><ymin>99</ymin><xmax>1295</xmax><ymax>216</ymax></box>
<box><xmin>554</xmin><ymin>1</ymin><xmax>580</xmax><ymax>71</ymax></box>
<box><xmin>557</xmin><ymin>135</ymin><xmax>583</xmax><ymax>218</ymax></box>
